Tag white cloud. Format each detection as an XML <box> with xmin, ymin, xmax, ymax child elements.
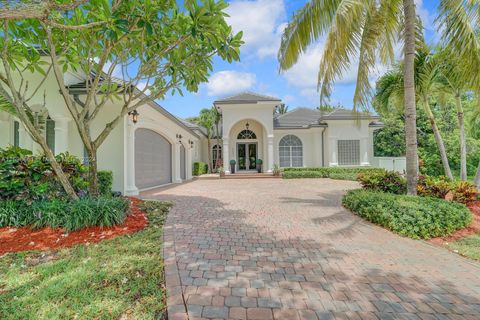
<box><xmin>206</xmin><ymin>70</ymin><xmax>256</xmax><ymax>96</ymax></box>
<box><xmin>226</xmin><ymin>0</ymin><xmax>286</xmax><ymax>58</ymax></box>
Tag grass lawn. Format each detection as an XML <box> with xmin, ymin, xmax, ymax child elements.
<box><xmin>447</xmin><ymin>233</ymin><xmax>480</xmax><ymax>261</ymax></box>
<box><xmin>0</xmin><ymin>200</ymin><xmax>171</xmax><ymax>320</ymax></box>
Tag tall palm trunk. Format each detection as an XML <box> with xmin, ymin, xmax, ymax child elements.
<box><xmin>206</xmin><ymin>135</ymin><xmax>212</xmax><ymax>174</ymax></box>
<box><xmin>403</xmin><ymin>0</ymin><xmax>419</xmax><ymax>195</ymax></box>
<box><xmin>455</xmin><ymin>93</ymin><xmax>467</xmax><ymax>181</ymax></box>
<box><xmin>422</xmin><ymin>95</ymin><xmax>453</xmax><ymax>180</ymax></box>
<box><xmin>474</xmin><ymin>162</ymin><xmax>480</xmax><ymax>189</ymax></box>
<box><xmin>215</xmin><ymin>122</ymin><xmax>221</xmax><ymax>170</ymax></box>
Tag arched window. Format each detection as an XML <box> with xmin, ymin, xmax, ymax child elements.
<box><xmin>212</xmin><ymin>144</ymin><xmax>222</xmax><ymax>168</ymax></box>
<box><xmin>237</xmin><ymin>130</ymin><xmax>256</xmax><ymax>140</ymax></box>
<box><xmin>279</xmin><ymin>135</ymin><xmax>303</xmax><ymax>167</ymax></box>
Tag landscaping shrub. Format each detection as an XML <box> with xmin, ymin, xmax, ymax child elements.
<box><xmin>342</xmin><ymin>189</ymin><xmax>472</xmax><ymax>239</ymax></box>
<box><xmin>0</xmin><ymin>196</ymin><xmax>129</xmax><ymax>231</ymax></box>
<box><xmin>282</xmin><ymin>167</ymin><xmax>385</xmax><ymax>181</ymax></box>
<box><xmin>0</xmin><ymin>146</ymin><xmax>89</xmax><ymax>202</ymax></box>
<box><xmin>98</xmin><ymin>170</ymin><xmax>113</xmax><ymax>195</ymax></box>
<box><xmin>358</xmin><ymin>170</ymin><xmax>407</xmax><ymax>194</ymax></box>
<box><xmin>193</xmin><ymin>161</ymin><xmax>208</xmax><ymax>176</ymax></box>
<box><xmin>416</xmin><ymin>175</ymin><xmax>452</xmax><ymax>199</ymax></box>
<box><xmin>452</xmin><ymin>181</ymin><xmax>478</xmax><ymax>204</ymax></box>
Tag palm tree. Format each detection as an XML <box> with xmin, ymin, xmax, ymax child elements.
<box><xmin>278</xmin><ymin>0</ymin><xmax>419</xmax><ymax>195</ymax></box>
<box><xmin>435</xmin><ymin>48</ymin><xmax>470</xmax><ymax>181</ymax></box>
<box><xmin>470</xmin><ymin>106</ymin><xmax>480</xmax><ymax>188</ymax></box>
<box><xmin>374</xmin><ymin>50</ymin><xmax>454</xmax><ymax>180</ymax></box>
<box><xmin>275</xmin><ymin>103</ymin><xmax>289</xmax><ymax>115</ymax></box>
<box><xmin>197</xmin><ymin>108</ymin><xmax>216</xmax><ymax>173</ymax></box>
<box><xmin>212</xmin><ymin>106</ymin><xmax>222</xmax><ymax>170</ymax></box>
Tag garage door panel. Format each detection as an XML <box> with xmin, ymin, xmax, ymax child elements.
<box><xmin>135</xmin><ymin>129</ymin><xmax>172</xmax><ymax>189</ymax></box>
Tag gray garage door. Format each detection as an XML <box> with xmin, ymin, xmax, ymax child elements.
<box><xmin>135</xmin><ymin>128</ymin><xmax>172</xmax><ymax>189</ymax></box>
<box><xmin>180</xmin><ymin>144</ymin><xmax>186</xmax><ymax>180</ymax></box>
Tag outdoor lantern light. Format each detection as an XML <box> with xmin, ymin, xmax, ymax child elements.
<box><xmin>176</xmin><ymin>134</ymin><xmax>182</xmax><ymax>143</ymax></box>
<box><xmin>128</xmin><ymin>110</ymin><xmax>139</xmax><ymax>124</ymax></box>
<box><xmin>245</xmin><ymin>122</ymin><xmax>250</xmax><ymax>130</ymax></box>
<box><xmin>188</xmin><ymin>140</ymin><xmax>194</xmax><ymax>149</ymax></box>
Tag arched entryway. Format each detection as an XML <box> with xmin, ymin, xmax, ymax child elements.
<box><xmin>135</xmin><ymin>128</ymin><xmax>172</xmax><ymax>189</ymax></box>
<box><xmin>228</xmin><ymin>119</ymin><xmax>266</xmax><ymax>172</ymax></box>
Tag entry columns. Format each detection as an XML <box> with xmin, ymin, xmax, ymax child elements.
<box><xmin>267</xmin><ymin>134</ymin><xmax>274</xmax><ymax>172</ymax></box>
<box><xmin>223</xmin><ymin>137</ymin><xmax>230</xmax><ymax>173</ymax></box>
<box><xmin>125</xmin><ymin>120</ymin><xmax>139</xmax><ymax>196</ymax></box>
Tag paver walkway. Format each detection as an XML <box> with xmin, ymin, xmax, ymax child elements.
<box><xmin>141</xmin><ymin>179</ymin><xmax>480</xmax><ymax>320</ymax></box>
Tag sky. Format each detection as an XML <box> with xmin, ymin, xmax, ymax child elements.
<box><xmin>161</xmin><ymin>0</ymin><xmax>440</xmax><ymax>119</ymax></box>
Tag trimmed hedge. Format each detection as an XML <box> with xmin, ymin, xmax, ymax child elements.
<box><xmin>282</xmin><ymin>167</ymin><xmax>385</xmax><ymax>181</ymax></box>
<box><xmin>342</xmin><ymin>189</ymin><xmax>472</xmax><ymax>239</ymax></box>
<box><xmin>193</xmin><ymin>162</ymin><xmax>208</xmax><ymax>176</ymax></box>
<box><xmin>0</xmin><ymin>196</ymin><xmax>129</xmax><ymax>231</ymax></box>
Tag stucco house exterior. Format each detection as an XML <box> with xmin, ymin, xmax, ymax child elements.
<box><xmin>0</xmin><ymin>67</ymin><xmax>404</xmax><ymax>196</ymax></box>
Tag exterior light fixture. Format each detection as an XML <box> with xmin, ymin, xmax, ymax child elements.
<box><xmin>245</xmin><ymin>122</ymin><xmax>249</xmax><ymax>130</ymax></box>
<box><xmin>128</xmin><ymin>110</ymin><xmax>139</xmax><ymax>124</ymax></box>
<box><xmin>188</xmin><ymin>140</ymin><xmax>194</xmax><ymax>149</ymax></box>
<box><xmin>176</xmin><ymin>134</ymin><xmax>183</xmax><ymax>143</ymax></box>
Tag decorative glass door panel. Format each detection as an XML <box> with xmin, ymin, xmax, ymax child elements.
<box><xmin>248</xmin><ymin>144</ymin><xmax>257</xmax><ymax>170</ymax></box>
<box><xmin>238</xmin><ymin>144</ymin><xmax>246</xmax><ymax>170</ymax></box>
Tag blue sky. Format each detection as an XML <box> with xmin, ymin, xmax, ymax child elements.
<box><xmin>161</xmin><ymin>0</ymin><xmax>439</xmax><ymax>118</ymax></box>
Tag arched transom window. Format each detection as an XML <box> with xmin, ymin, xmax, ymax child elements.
<box><xmin>237</xmin><ymin>129</ymin><xmax>256</xmax><ymax>140</ymax></box>
<box><xmin>279</xmin><ymin>135</ymin><xmax>303</xmax><ymax>167</ymax></box>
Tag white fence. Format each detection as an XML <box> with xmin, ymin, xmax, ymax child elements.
<box><xmin>372</xmin><ymin>157</ymin><xmax>406</xmax><ymax>173</ymax></box>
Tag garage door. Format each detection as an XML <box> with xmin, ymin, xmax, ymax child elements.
<box><xmin>135</xmin><ymin>129</ymin><xmax>172</xmax><ymax>189</ymax></box>
<box><xmin>180</xmin><ymin>144</ymin><xmax>186</xmax><ymax>180</ymax></box>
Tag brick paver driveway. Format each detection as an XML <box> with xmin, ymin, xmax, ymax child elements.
<box><xmin>142</xmin><ymin>179</ymin><xmax>480</xmax><ymax>320</ymax></box>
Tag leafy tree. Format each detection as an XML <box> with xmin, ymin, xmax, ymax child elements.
<box><xmin>0</xmin><ymin>0</ymin><xmax>242</xmax><ymax>195</ymax></box>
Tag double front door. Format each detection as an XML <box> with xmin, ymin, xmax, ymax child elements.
<box><xmin>237</xmin><ymin>143</ymin><xmax>257</xmax><ymax>171</ymax></box>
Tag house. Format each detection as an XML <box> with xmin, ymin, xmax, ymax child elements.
<box><xmin>208</xmin><ymin>92</ymin><xmax>404</xmax><ymax>174</ymax></box>
<box><xmin>0</xmin><ymin>70</ymin><xmax>404</xmax><ymax>196</ymax></box>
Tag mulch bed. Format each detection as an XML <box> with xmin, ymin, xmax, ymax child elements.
<box><xmin>0</xmin><ymin>197</ymin><xmax>147</xmax><ymax>256</ymax></box>
<box><xmin>429</xmin><ymin>200</ymin><xmax>480</xmax><ymax>245</ymax></box>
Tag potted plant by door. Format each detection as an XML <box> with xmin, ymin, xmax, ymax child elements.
<box><xmin>256</xmin><ymin>159</ymin><xmax>263</xmax><ymax>173</ymax></box>
<box><xmin>273</xmin><ymin>164</ymin><xmax>281</xmax><ymax>176</ymax></box>
<box><xmin>229</xmin><ymin>159</ymin><xmax>236</xmax><ymax>174</ymax></box>
<box><xmin>219</xmin><ymin>166</ymin><xmax>225</xmax><ymax>178</ymax></box>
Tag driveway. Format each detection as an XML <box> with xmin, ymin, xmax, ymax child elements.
<box><xmin>142</xmin><ymin>179</ymin><xmax>480</xmax><ymax>320</ymax></box>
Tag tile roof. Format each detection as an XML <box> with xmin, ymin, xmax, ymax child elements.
<box><xmin>214</xmin><ymin>91</ymin><xmax>281</xmax><ymax>104</ymax></box>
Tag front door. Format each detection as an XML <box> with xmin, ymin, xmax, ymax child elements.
<box><xmin>237</xmin><ymin>143</ymin><xmax>257</xmax><ymax>171</ymax></box>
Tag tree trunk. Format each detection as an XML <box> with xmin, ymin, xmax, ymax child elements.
<box><xmin>423</xmin><ymin>96</ymin><xmax>453</xmax><ymax>180</ymax></box>
<box><xmin>88</xmin><ymin>146</ymin><xmax>100</xmax><ymax>196</ymax></box>
<box><xmin>474</xmin><ymin>160</ymin><xmax>480</xmax><ymax>189</ymax></box>
<box><xmin>455</xmin><ymin>94</ymin><xmax>467</xmax><ymax>181</ymax></box>
<box><xmin>403</xmin><ymin>0</ymin><xmax>419</xmax><ymax>195</ymax></box>
<box><xmin>215</xmin><ymin>122</ymin><xmax>221</xmax><ymax>170</ymax></box>
<box><xmin>207</xmin><ymin>137</ymin><xmax>212</xmax><ymax>174</ymax></box>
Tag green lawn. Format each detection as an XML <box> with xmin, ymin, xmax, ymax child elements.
<box><xmin>447</xmin><ymin>233</ymin><xmax>480</xmax><ymax>261</ymax></box>
<box><xmin>0</xmin><ymin>200</ymin><xmax>171</xmax><ymax>320</ymax></box>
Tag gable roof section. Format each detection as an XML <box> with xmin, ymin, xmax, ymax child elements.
<box><xmin>274</xmin><ymin>108</ymin><xmax>326</xmax><ymax>129</ymax></box>
<box><xmin>274</xmin><ymin>108</ymin><xmax>381</xmax><ymax>129</ymax></box>
<box><xmin>214</xmin><ymin>91</ymin><xmax>281</xmax><ymax>105</ymax></box>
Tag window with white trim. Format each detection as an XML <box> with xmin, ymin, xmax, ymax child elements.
<box><xmin>338</xmin><ymin>140</ymin><xmax>360</xmax><ymax>165</ymax></box>
<box><xmin>279</xmin><ymin>135</ymin><xmax>303</xmax><ymax>167</ymax></box>
<box><xmin>237</xmin><ymin>130</ymin><xmax>256</xmax><ymax>139</ymax></box>
<box><xmin>212</xmin><ymin>144</ymin><xmax>222</xmax><ymax>168</ymax></box>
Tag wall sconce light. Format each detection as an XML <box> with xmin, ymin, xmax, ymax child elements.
<box><xmin>128</xmin><ymin>110</ymin><xmax>139</xmax><ymax>124</ymax></box>
<box><xmin>245</xmin><ymin>122</ymin><xmax>250</xmax><ymax>130</ymax></box>
<box><xmin>188</xmin><ymin>140</ymin><xmax>194</xmax><ymax>149</ymax></box>
<box><xmin>176</xmin><ymin>134</ymin><xmax>182</xmax><ymax>143</ymax></box>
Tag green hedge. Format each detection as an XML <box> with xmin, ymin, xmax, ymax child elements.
<box><xmin>193</xmin><ymin>162</ymin><xmax>208</xmax><ymax>176</ymax></box>
<box><xmin>0</xmin><ymin>196</ymin><xmax>129</xmax><ymax>231</ymax></box>
<box><xmin>98</xmin><ymin>170</ymin><xmax>113</xmax><ymax>195</ymax></box>
<box><xmin>282</xmin><ymin>167</ymin><xmax>385</xmax><ymax>181</ymax></box>
<box><xmin>342</xmin><ymin>189</ymin><xmax>472</xmax><ymax>239</ymax></box>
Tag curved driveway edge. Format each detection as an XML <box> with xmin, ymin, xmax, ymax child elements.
<box><xmin>143</xmin><ymin>179</ymin><xmax>480</xmax><ymax>320</ymax></box>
